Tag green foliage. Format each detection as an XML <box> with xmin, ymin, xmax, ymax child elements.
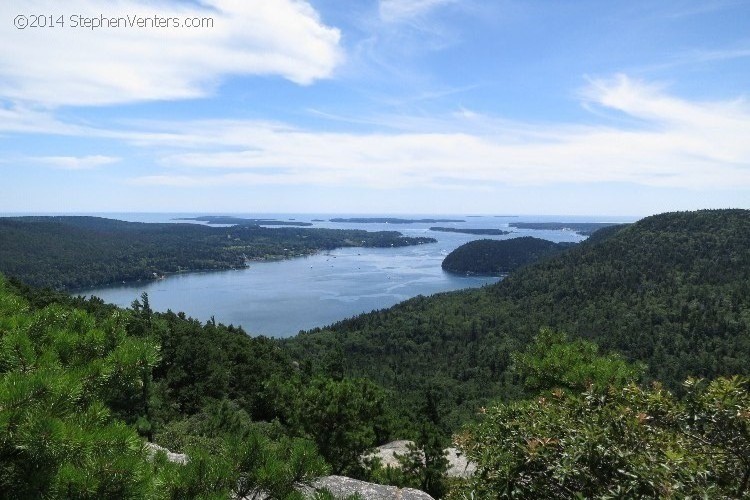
<box><xmin>0</xmin><ymin>276</ymin><xmax>158</xmax><ymax>498</ymax></box>
<box><xmin>231</xmin><ymin>433</ymin><xmax>328</xmax><ymax>499</ymax></box>
<box><xmin>511</xmin><ymin>329</ymin><xmax>644</xmax><ymax>392</ymax></box>
<box><xmin>270</xmin><ymin>374</ymin><xmax>393</xmax><ymax>477</ymax></box>
<box><xmin>137</xmin><ymin>303</ymin><xmax>298</xmax><ymax>426</ymax></box>
<box><xmin>6</xmin><ymin>276</ymin><xmax>403</xmax><ymax>489</ymax></box>
<box><xmin>396</xmin><ymin>389</ymin><xmax>450</xmax><ymax>498</ymax></box>
<box><xmin>454</xmin><ymin>376</ymin><xmax>750</xmax><ymax>499</ymax></box>
<box><xmin>0</xmin><ymin>277</ymin><xmax>345</xmax><ymax>498</ymax></box>
<box><xmin>158</xmin><ymin>433</ymin><xmax>328</xmax><ymax>500</ymax></box>
<box><xmin>681</xmin><ymin>376</ymin><xmax>750</xmax><ymax>496</ymax></box>
<box><xmin>0</xmin><ymin>216</ymin><xmax>435</xmax><ymax>290</ymax></box>
<box><xmin>442</xmin><ymin>237</ymin><xmax>572</xmax><ymax>275</ymax></box>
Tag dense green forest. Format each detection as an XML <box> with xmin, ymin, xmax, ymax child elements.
<box><xmin>288</xmin><ymin>210</ymin><xmax>750</xmax><ymax>427</ymax></box>
<box><xmin>4</xmin><ymin>272</ymin><xmax>749</xmax><ymax>497</ymax></box>
<box><xmin>441</xmin><ymin>236</ymin><xmax>574</xmax><ymax>275</ymax></box>
<box><xmin>0</xmin><ymin>216</ymin><xmax>435</xmax><ymax>290</ymax></box>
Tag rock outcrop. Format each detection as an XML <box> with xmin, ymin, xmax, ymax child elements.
<box><xmin>309</xmin><ymin>476</ymin><xmax>434</xmax><ymax>500</ymax></box>
<box><xmin>367</xmin><ymin>440</ymin><xmax>476</xmax><ymax>478</ymax></box>
<box><xmin>144</xmin><ymin>442</ymin><xmax>189</xmax><ymax>465</ymax></box>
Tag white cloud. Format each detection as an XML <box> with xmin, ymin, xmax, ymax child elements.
<box><xmin>0</xmin><ymin>0</ymin><xmax>342</xmax><ymax>106</ymax></box>
<box><xmin>28</xmin><ymin>155</ymin><xmax>120</xmax><ymax>170</ymax></box>
<box><xmin>582</xmin><ymin>75</ymin><xmax>750</xmax><ymax>164</ymax></box>
<box><xmin>379</xmin><ymin>0</ymin><xmax>457</xmax><ymax>22</ymax></box>
<box><xmin>124</xmin><ymin>75</ymin><xmax>750</xmax><ymax>190</ymax></box>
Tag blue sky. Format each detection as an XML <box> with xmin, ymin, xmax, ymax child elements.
<box><xmin>1</xmin><ymin>0</ymin><xmax>749</xmax><ymax>215</ymax></box>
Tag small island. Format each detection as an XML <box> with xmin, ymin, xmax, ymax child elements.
<box><xmin>174</xmin><ymin>216</ymin><xmax>313</xmax><ymax>227</ymax></box>
<box><xmin>442</xmin><ymin>236</ymin><xmax>575</xmax><ymax>275</ymax></box>
<box><xmin>509</xmin><ymin>222</ymin><xmax>624</xmax><ymax>236</ymax></box>
<box><xmin>330</xmin><ymin>217</ymin><xmax>465</xmax><ymax>224</ymax></box>
<box><xmin>430</xmin><ymin>227</ymin><xmax>510</xmax><ymax>235</ymax></box>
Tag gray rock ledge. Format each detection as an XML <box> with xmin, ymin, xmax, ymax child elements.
<box><xmin>144</xmin><ymin>441</ymin><xmax>189</xmax><ymax>465</ymax></box>
<box><xmin>309</xmin><ymin>476</ymin><xmax>434</xmax><ymax>500</ymax></box>
<box><xmin>367</xmin><ymin>440</ymin><xmax>476</xmax><ymax>478</ymax></box>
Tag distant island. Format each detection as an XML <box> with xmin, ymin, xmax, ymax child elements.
<box><xmin>174</xmin><ymin>216</ymin><xmax>313</xmax><ymax>227</ymax></box>
<box><xmin>0</xmin><ymin>216</ymin><xmax>436</xmax><ymax>290</ymax></box>
<box><xmin>509</xmin><ymin>222</ymin><xmax>625</xmax><ymax>236</ymax></box>
<box><xmin>330</xmin><ymin>217</ymin><xmax>465</xmax><ymax>224</ymax></box>
<box><xmin>430</xmin><ymin>227</ymin><xmax>510</xmax><ymax>235</ymax></box>
<box><xmin>442</xmin><ymin>236</ymin><xmax>575</xmax><ymax>275</ymax></box>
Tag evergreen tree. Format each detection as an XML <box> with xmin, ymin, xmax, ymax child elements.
<box><xmin>398</xmin><ymin>388</ymin><xmax>450</xmax><ymax>498</ymax></box>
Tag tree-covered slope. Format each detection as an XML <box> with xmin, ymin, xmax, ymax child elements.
<box><xmin>2</xmin><ymin>276</ymin><xmax>405</xmax><ymax>495</ymax></box>
<box><xmin>287</xmin><ymin>210</ymin><xmax>750</xmax><ymax>425</ymax></box>
<box><xmin>441</xmin><ymin>236</ymin><xmax>574</xmax><ymax>275</ymax></box>
<box><xmin>0</xmin><ymin>216</ymin><xmax>435</xmax><ymax>290</ymax></box>
<box><xmin>0</xmin><ymin>276</ymin><xmax>335</xmax><ymax>498</ymax></box>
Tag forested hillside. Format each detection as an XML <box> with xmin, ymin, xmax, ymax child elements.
<box><xmin>441</xmin><ymin>236</ymin><xmax>575</xmax><ymax>275</ymax></box>
<box><xmin>1</xmin><ymin>276</ymin><xmax>409</xmax><ymax>497</ymax></box>
<box><xmin>288</xmin><ymin>210</ymin><xmax>750</xmax><ymax>426</ymax></box>
<box><xmin>0</xmin><ymin>217</ymin><xmax>435</xmax><ymax>290</ymax></box>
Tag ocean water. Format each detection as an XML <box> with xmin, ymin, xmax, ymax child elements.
<box><xmin>73</xmin><ymin>213</ymin><xmax>635</xmax><ymax>337</ymax></box>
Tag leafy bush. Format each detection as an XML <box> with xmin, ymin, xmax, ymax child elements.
<box><xmin>455</xmin><ymin>375</ymin><xmax>750</xmax><ymax>497</ymax></box>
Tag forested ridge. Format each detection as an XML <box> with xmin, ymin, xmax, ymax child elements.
<box><xmin>441</xmin><ymin>236</ymin><xmax>575</xmax><ymax>275</ymax></box>
<box><xmin>0</xmin><ymin>216</ymin><xmax>435</xmax><ymax>290</ymax></box>
<box><xmin>288</xmin><ymin>209</ymin><xmax>750</xmax><ymax>426</ymax></box>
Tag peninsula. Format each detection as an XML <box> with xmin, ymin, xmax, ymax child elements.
<box><xmin>0</xmin><ymin>216</ymin><xmax>436</xmax><ymax>290</ymax></box>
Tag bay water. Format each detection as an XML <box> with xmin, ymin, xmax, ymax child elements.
<box><xmin>77</xmin><ymin>214</ymin><xmax>634</xmax><ymax>337</ymax></box>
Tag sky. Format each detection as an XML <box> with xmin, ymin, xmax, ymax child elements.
<box><xmin>1</xmin><ymin>0</ymin><xmax>749</xmax><ymax>216</ymax></box>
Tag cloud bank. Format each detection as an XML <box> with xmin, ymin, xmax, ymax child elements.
<box><xmin>3</xmin><ymin>73</ymin><xmax>748</xmax><ymax>192</ymax></box>
<box><xmin>127</xmin><ymin>75</ymin><xmax>750</xmax><ymax>190</ymax></box>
